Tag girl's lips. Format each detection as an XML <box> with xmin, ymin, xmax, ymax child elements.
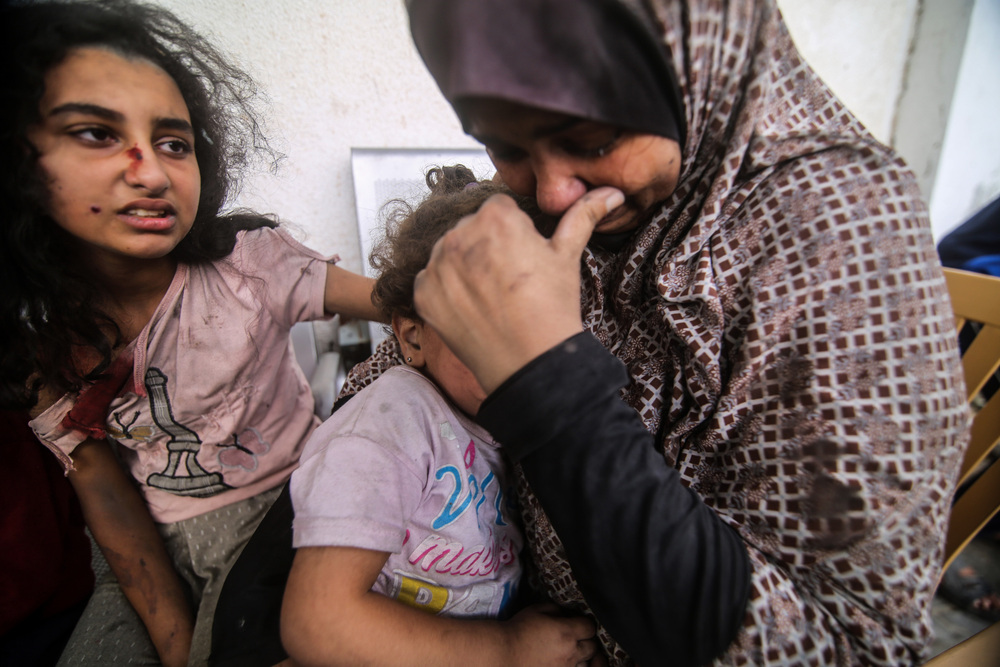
<box><xmin>117</xmin><ymin>200</ymin><xmax>178</xmax><ymax>231</ymax></box>
<box><xmin>118</xmin><ymin>211</ymin><xmax>177</xmax><ymax>232</ymax></box>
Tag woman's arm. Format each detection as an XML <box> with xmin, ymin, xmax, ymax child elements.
<box><xmin>324</xmin><ymin>264</ymin><xmax>382</xmax><ymax>322</ymax></box>
<box><xmin>68</xmin><ymin>437</ymin><xmax>194</xmax><ymax>667</ymax></box>
<box><xmin>281</xmin><ymin>546</ymin><xmax>598</xmax><ymax>667</ymax></box>
<box><xmin>477</xmin><ymin>334</ymin><xmax>751</xmax><ymax>666</ymax></box>
<box><xmin>409</xmin><ymin>187</ymin><xmax>753</xmax><ymax>664</ymax></box>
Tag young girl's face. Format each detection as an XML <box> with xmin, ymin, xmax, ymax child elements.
<box><xmin>27</xmin><ymin>47</ymin><xmax>201</xmax><ymax>266</ymax></box>
<box><xmin>394</xmin><ymin>316</ymin><xmax>487</xmax><ymax>416</ymax></box>
<box><xmin>418</xmin><ymin>325</ymin><xmax>487</xmax><ymax>416</ymax></box>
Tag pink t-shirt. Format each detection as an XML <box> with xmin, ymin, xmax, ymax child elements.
<box><xmin>33</xmin><ymin>227</ymin><xmax>330</xmax><ymax>523</ymax></box>
<box><xmin>292</xmin><ymin>366</ymin><xmax>523</xmax><ymax>619</ymax></box>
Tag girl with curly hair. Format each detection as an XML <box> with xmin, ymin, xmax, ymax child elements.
<box><xmin>0</xmin><ymin>2</ymin><xmax>377</xmax><ymax>665</ymax></box>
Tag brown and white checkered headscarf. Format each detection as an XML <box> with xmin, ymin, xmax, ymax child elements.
<box><xmin>345</xmin><ymin>1</ymin><xmax>969</xmax><ymax>663</ymax></box>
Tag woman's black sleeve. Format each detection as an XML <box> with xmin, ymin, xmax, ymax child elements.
<box><xmin>477</xmin><ymin>332</ymin><xmax>752</xmax><ymax>667</ymax></box>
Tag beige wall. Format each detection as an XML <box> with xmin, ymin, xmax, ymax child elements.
<box><xmin>926</xmin><ymin>0</ymin><xmax>1000</xmax><ymax>237</ymax></box>
<box><xmin>152</xmin><ymin>0</ymin><xmax>985</xmax><ymax>259</ymax></box>
<box><xmin>155</xmin><ymin>0</ymin><xmax>477</xmax><ymax>270</ymax></box>
<box><xmin>779</xmin><ymin>0</ymin><xmax>919</xmax><ymax>142</ymax></box>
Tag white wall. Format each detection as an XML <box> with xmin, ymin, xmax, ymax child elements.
<box><xmin>158</xmin><ymin>0</ymin><xmax>477</xmax><ymax>271</ymax></box>
<box><xmin>891</xmin><ymin>0</ymin><xmax>975</xmax><ymax>206</ymax></box>
<box><xmin>150</xmin><ymin>0</ymin><xmax>983</xmax><ymax>261</ymax></box>
<box><xmin>777</xmin><ymin>0</ymin><xmax>918</xmax><ymax>144</ymax></box>
<box><xmin>928</xmin><ymin>0</ymin><xmax>1000</xmax><ymax>238</ymax></box>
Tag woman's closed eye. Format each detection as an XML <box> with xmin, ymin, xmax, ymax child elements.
<box><xmin>556</xmin><ymin>125</ymin><xmax>623</xmax><ymax>159</ymax></box>
<box><xmin>484</xmin><ymin>141</ymin><xmax>527</xmax><ymax>164</ymax></box>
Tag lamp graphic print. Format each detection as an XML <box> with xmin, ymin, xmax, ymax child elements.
<box><xmin>144</xmin><ymin>367</ymin><xmax>228</xmax><ymax>496</ymax></box>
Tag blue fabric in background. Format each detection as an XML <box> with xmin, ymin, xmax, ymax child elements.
<box><xmin>938</xmin><ymin>195</ymin><xmax>1000</xmax><ymax>275</ymax></box>
<box><xmin>937</xmin><ymin>195</ymin><xmax>1000</xmax><ymax>396</ymax></box>
<box><xmin>961</xmin><ymin>254</ymin><xmax>1000</xmax><ymax>278</ymax></box>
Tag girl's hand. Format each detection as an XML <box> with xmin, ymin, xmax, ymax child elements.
<box><xmin>504</xmin><ymin>603</ymin><xmax>602</xmax><ymax>667</ymax></box>
<box><xmin>68</xmin><ymin>438</ymin><xmax>194</xmax><ymax>667</ymax></box>
<box><xmin>413</xmin><ymin>187</ymin><xmax>624</xmax><ymax>394</ymax></box>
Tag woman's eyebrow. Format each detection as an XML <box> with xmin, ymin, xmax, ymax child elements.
<box><xmin>531</xmin><ymin>117</ymin><xmax>583</xmax><ymax>139</ymax></box>
<box><xmin>472</xmin><ymin>118</ymin><xmax>584</xmax><ymax>146</ymax></box>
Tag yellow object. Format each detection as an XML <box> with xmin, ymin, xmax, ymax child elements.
<box><xmin>394</xmin><ymin>573</ymin><xmax>449</xmax><ymax>614</ymax></box>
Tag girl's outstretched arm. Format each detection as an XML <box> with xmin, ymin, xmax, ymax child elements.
<box><xmin>324</xmin><ymin>265</ymin><xmax>383</xmax><ymax>322</ymax></box>
<box><xmin>281</xmin><ymin>546</ymin><xmax>598</xmax><ymax>667</ymax></box>
<box><xmin>68</xmin><ymin>437</ymin><xmax>194</xmax><ymax>667</ymax></box>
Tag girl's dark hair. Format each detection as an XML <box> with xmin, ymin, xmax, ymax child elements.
<box><xmin>0</xmin><ymin>0</ymin><xmax>280</xmax><ymax>408</ymax></box>
<box><xmin>371</xmin><ymin>165</ymin><xmax>546</xmax><ymax>325</ymax></box>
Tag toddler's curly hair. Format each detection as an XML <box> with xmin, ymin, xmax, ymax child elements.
<box><xmin>370</xmin><ymin>164</ymin><xmax>548</xmax><ymax>324</ymax></box>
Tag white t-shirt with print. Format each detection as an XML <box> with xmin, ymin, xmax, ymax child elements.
<box><xmin>292</xmin><ymin>366</ymin><xmax>523</xmax><ymax>619</ymax></box>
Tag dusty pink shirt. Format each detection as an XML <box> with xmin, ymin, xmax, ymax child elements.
<box><xmin>32</xmin><ymin>227</ymin><xmax>330</xmax><ymax>523</ymax></box>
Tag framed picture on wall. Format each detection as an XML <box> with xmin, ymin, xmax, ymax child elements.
<box><xmin>350</xmin><ymin>147</ymin><xmax>493</xmax><ymax>349</ymax></box>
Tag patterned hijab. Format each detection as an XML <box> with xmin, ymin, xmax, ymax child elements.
<box><xmin>346</xmin><ymin>1</ymin><xmax>968</xmax><ymax>663</ymax></box>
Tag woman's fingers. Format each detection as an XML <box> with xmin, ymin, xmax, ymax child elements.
<box><xmin>551</xmin><ymin>187</ymin><xmax>625</xmax><ymax>257</ymax></box>
<box><xmin>412</xmin><ymin>188</ymin><xmax>624</xmax><ymax>393</ymax></box>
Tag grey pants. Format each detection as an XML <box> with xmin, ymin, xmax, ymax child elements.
<box><xmin>57</xmin><ymin>486</ymin><xmax>282</xmax><ymax>667</ymax></box>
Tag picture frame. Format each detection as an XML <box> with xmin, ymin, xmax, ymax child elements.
<box><xmin>350</xmin><ymin>147</ymin><xmax>494</xmax><ymax>349</ymax></box>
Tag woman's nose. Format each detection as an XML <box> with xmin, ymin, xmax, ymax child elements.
<box><xmin>533</xmin><ymin>158</ymin><xmax>587</xmax><ymax>216</ymax></box>
<box><xmin>122</xmin><ymin>144</ymin><xmax>170</xmax><ymax>194</ymax></box>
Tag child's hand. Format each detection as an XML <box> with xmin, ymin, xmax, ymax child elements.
<box><xmin>504</xmin><ymin>603</ymin><xmax>602</xmax><ymax>666</ymax></box>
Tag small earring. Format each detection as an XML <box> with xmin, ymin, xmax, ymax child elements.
<box><xmin>406</xmin><ymin>357</ymin><xmax>412</xmax><ymax>363</ymax></box>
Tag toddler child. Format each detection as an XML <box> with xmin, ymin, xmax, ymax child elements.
<box><xmin>281</xmin><ymin>165</ymin><xmax>598</xmax><ymax>666</ymax></box>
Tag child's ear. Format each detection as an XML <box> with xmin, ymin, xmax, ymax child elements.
<box><xmin>391</xmin><ymin>314</ymin><xmax>425</xmax><ymax>367</ymax></box>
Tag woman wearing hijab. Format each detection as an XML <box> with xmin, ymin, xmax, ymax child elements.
<box><xmin>338</xmin><ymin>0</ymin><xmax>969</xmax><ymax>665</ymax></box>
<box><xmin>212</xmin><ymin>0</ymin><xmax>966</xmax><ymax>664</ymax></box>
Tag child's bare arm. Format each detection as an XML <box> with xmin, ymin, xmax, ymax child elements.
<box><xmin>324</xmin><ymin>264</ymin><xmax>383</xmax><ymax>322</ymax></box>
<box><xmin>68</xmin><ymin>437</ymin><xmax>194</xmax><ymax>667</ymax></box>
<box><xmin>281</xmin><ymin>546</ymin><xmax>598</xmax><ymax>667</ymax></box>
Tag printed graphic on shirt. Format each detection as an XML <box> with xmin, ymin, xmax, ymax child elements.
<box><xmin>389</xmin><ymin>571</ymin><xmax>449</xmax><ymax>614</ymax></box>
<box><xmin>107</xmin><ymin>409</ymin><xmax>154</xmax><ymax>442</ymax></box>
<box><xmin>387</xmin><ymin>570</ymin><xmax>507</xmax><ymax>617</ymax></box>
<box><xmin>384</xmin><ymin>436</ymin><xmax>518</xmax><ymax>618</ymax></box>
<box><xmin>218</xmin><ymin>427</ymin><xmax>272</xmax><ymax>471</ymax></box>
<box><xmin>408</xmin><ymin>531</ymin><xmax>518</xmax><ymax>578</ymax></box>
<box><xmin>430</xmin><ymin>440</ymin><xmax>511</xmax><ymax>533</ymax></box>
<box><xmin>143</xmin><ymin>367</ymin><xmax>230</xmax><ymax>497</ymax></box>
